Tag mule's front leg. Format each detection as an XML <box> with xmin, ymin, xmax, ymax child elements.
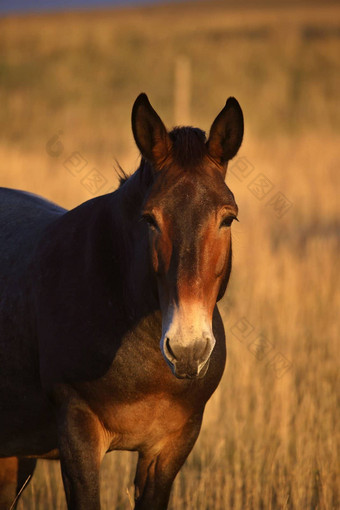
<box><xmin>134</xmin><ymin>414</ymin><xmax>202</xmax><ymax>510</ymax></box>
<box><xmin>56</xmin><ymin>396</ymin><xmax>106</xmax><ymax>510</ymax></box>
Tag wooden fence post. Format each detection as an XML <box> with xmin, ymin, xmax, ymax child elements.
<box><xmin>174</xmin><ymin>56</ymin><xmax>191</xmax><ymax>126</ymax></box>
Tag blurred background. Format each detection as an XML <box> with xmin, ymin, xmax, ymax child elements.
<box><xmin>0</xmin><ymin>0</ymin><xmax>339</xmax><ymax>508</ymax></box>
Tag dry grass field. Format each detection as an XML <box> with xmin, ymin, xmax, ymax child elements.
<box><xmin>0</xmin><ymin>0</ymin><xmax>339</xmax><ymax>508</ymax></box>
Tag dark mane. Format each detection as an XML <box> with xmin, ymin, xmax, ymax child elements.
<box><xmin>169</xmin><ymin>127</ymin><xmax>207</xmax><ymax>167</ymax></box>
<box><xmin>115</xmin><ymin>158</ymin><xmax>154</xmax><ymax>219</ymax></box>
<box><xmin>113</xmin><ymin>161</ymin><xmax>130</xmax><ymax>188</ymax></box>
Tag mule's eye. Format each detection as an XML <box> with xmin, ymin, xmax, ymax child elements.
<box><xmin>220</xmin><ymin>215</ymin><xmax>238</xmax><ymax>228</ymax></box>
<box><xmin>142</xmin><ymin>214</ymin><xmax>159</xmax><ymax>231</ymax></box>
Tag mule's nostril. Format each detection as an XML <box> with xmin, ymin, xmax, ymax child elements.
<box><xmin>165</xmin><ymin>337</ymin><xmax>177</xmax><ymax>361</ymax></box>
<box><xmin>194</xmin><ymin>338</ymin><xmax>212</xmax><ymax>361</ymax></box>
<box><xmin>203</xmin><ymin>338</ymin><xmax>212</xmax><ymax>358</ymax></box>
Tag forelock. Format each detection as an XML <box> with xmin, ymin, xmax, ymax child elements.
<box><xmin>169</xmin><ymin>127</ymin><xmax>207</xmax><ymax>168</ymax></box>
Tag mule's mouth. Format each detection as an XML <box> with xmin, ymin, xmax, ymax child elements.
<box><xmin>164</xmin><ymin>356</ymin><xmax>211</xmax><ymax>380</ymax></box>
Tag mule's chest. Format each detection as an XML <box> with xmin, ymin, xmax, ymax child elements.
<box><xmin>68</xmin><ymin>312</ymin><xmax>225</xmax><ymax>453</ymax></box>
<box><xmin>77</xmin><ymin>345</ymin><xmax>205</xmax><ymax>453</ymax></box>
<box><xmin>104</xmin><ymin>392</ymin><xmax>194</xmax><ymax>453</ymax></box>
<box><xmin>83</xmin><ymin>359</ymin><xmax>201</xmax><ymax>452</ymax></box>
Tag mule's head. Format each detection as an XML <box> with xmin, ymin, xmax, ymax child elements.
<box><xmin>132</xmin><ymin>93</ymin><xmax>243</xmax><ymax>379</ymax></box>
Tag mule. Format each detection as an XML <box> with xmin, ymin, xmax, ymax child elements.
<box><xmin>0</xmin><ymin>93</ymin><xmax>243</xmax><ymax>510</ymax></box>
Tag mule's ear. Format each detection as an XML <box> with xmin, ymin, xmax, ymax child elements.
<box><xmin>132</xmin><ymin>93</ymin><xmax>172</xmax><ymax>168</ymax></box>
<box><xmin>206</xmin><ymin>97</ymin><xmax>244</xmax><ymax>169</ymax></box>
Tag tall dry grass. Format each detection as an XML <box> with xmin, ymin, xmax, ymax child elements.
<box><xmin>0</xmin><ymin>1</ymin><xmax>339</xmax><ymax>508</ymax></box>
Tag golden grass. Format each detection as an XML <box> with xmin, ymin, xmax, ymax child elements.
<box><xmin>0</xmin><ymin>0</ymin><xmax>339</xmax><ymax>508</ymax></box>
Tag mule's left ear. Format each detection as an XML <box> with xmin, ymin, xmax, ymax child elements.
<box><xmin>206</xmin><ymin>97</ymin><xmax>244</xmax><ymax>171</ymax></box>
<box><xmin>132</xmin><ymin>93</ymin><xmax>172</xmax><ymax>169</ymax></box>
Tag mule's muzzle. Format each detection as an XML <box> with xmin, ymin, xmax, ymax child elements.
<box><xmin>162</xmin><ymin>337</ymin><xmax>214</xmax><ymax>379</ymax></box>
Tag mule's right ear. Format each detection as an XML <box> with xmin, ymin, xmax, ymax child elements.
<box><xmin>132</xmin><ymin>93</ymin><xmax>172</xmax><ymax>168</ymax></box>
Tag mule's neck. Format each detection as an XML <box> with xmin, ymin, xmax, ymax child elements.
<box><xmin>108</xmin><ymin>159</ymin><xmax>159</xmax><ymax>322</ymax></box>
